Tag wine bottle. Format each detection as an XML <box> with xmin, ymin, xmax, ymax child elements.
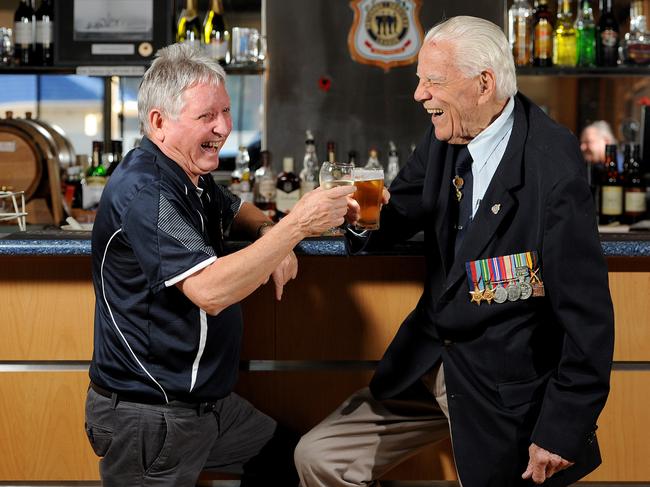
<box><xmin>14</xmin><ymin>0</ymin><xmax>35</xmax><ymax>66</ymax></box>
<box><xmin>203</xmin><ymin>0</ymin><xmax>229</xmax><ymax>64</ymax></box>
<box><xmin>176</xmin><ymin>0</ymin><xmax>202</xmax><ymax>47</ymax></box>
<box><xmin>35</xmin><ymin>0</ymin><xmax>53</xmax><ymax>66</ymax></box>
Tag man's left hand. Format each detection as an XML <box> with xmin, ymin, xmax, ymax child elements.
<box><xmin>271</xmin><ymin>251</ymin><xmax>298</xmax><ymax>300</ymax></box>
<box><xmin>522</xmin><ymin>443</ymin><xmax>574</xmax><ymax>484</ymax></box>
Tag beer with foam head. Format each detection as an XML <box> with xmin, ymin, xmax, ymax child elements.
<box><xmin>353</xmin><ymin>168</ymin><xmax>384</xmax><ymax>230</ymax></box>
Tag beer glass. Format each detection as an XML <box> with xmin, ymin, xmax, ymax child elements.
<box><xmin>319</xmin><ymin>161</ymin><xmax>354</xmax><ymax>235</ymax></box>
<box><xmin>352</xmin><ymin>167</ymin><xmax>384</xmax><ymax>231</ymax></box>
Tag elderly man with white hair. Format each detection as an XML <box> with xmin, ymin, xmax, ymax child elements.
<box><xmin>295</xmin><ymin>16</ymin><xmax>614</xmax><ymax>487</ymax></box>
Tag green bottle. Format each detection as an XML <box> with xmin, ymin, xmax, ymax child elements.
<box><xmin>553</xmin><ymin>0</ymin><xmax>577</xmax><ymax>66</ymax></box>
<box><xmin>87</xmin><ymin>141</ymin><xmax>107</xmax><ymax>178</ymax></box>
<box><xmin>575</xmin><ymin>0</ymin><xmax>596</xmax><ymax>66</ymax></box>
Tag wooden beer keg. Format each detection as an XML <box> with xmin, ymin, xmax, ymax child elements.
<box><xmin>0</xmin><ymin>111</ymin><xmax>67</xmax><ymax>224</ymax></box>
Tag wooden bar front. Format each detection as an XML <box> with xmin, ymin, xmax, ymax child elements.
<box><xmin>0</xmin><ymin>254</ymin><xmax>648</xmax><ymax>482</ymax></box>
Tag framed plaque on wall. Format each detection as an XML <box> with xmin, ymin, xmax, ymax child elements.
<box><xmin>54</xmin><ymin>0</ymin><xmax>173</xmax><ymax>66</ymax></box>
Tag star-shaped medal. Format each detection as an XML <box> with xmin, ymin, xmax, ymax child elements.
<box><xmin>482</xmin><ymin>285</ymin><xmax>495</xmax><ymax>304</ymax></box>
<box><xmin>470</xmin><ymin>288</ymin><xmax>483</xmax><ymax>305</ymax></box>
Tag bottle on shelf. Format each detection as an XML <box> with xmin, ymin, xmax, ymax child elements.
<box><xmin>230</xmin><ymin>145</ymin><xmax>253</xmax><ymax>202</ymax></box>
<box><xmin>253</xmin><ymin>150</ymin><xmax>277</xmax><ymax>221</ymax></box>
<box><xmin>299</xmin><ymin>130</ymin><xmax>319</xmax><ymax>197</ymax></box>
<box><xmin>575</xmin><ymin>0</ymin><xmax>596</xmax><ymax>66</ymax></box>
<box><xmin>347</xmin><ymin>150</ymin><xmax>358</xmax><ymax>166</ymax></box>
<box><xmin>597</xmin><ymin>0</ymin><xmax>619</xmax><ymax>66</ymax></box>
<box><xmin>364</xmin><ymin>148</ymin><xmax>383</xmax><ymax>170</ymax></box>
<box><xmin>13</xmin><ymin>0</ymin><xmax>35</xmax><ymax>66</ymax></box>
<box><xmin>326</xmin><ymin>141</ymin><xmax>337</xmax><ymax>163</ymax></box>
<box><xmin>623</xmin><ymin>143</ymin><xmax>647</xmax><ymax>223</ymax></box>
<box><xmin>533</xmin><ymin>0</ymin><xmax>554</xmax><ymax>67</ymax></box>
<box><xmin>553</xmin><ymin>0</ymin><xmax>577</xmax><ymax>67</ymax></box>
<box><xmin>106</xmin><ymin>140</ymin><xmax>123</xmax><ymax>176</ymax></box>
<box><xmin>509</xmin><ymin>0</ymin><xmax>534</xmax><ymax>66</ymax></box>
<box><xmin>624</xmin><ymin>0</ymin><xmax>650</xmax><ymax>65</ymax></box>
<box><xmin>176</xmin><ymin>0</ymin><xmax>202</xmax><ymax>48</ymax></box>
<box><xmin>276</xmin><ymin>157</ymin><xmax>300</xmax><ymax>219</ymax></box>
<box><xmin>599</xmin><ymin>144</ymin><xmax>623</xmax><ymax>224</ymax></box>
<box><xmin>83</xmin><ymin>141</ymin><xmax>107</xmax><ymax>210</ymax></box>
<box><xmin>385</xmin><ymin>141</ymin><xmax>400</xmax><ymax>187</ymax></box>
<box><xmin>34</xmin><ymin>0</ymin><xmax>53</xmax><ymax>66</ymax></box>
<box><xmin>203</xmin><ymin>0</ymin><xmax>229</xmax><ymax>64</ymax></box>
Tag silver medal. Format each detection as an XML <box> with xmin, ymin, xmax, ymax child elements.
<box><xmin>494</xmin><ymin>285</ymin><xmax>508</xmax><ymax>304</ymax></box>
<box><xmin>506</xmin><ymin>281</ymin><xmax>521</xmax><ymax>301</ymax></box>
<box><xmin>519</xmin><ymin>281</ymin><xmax>533</xmax><ymax>300</ymax></box>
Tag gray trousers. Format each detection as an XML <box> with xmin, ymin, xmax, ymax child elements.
<box><xmin>85</xmin><ymin>387</ymin><xmax>298</xmax><ymax>486</ymax></box>
<box><xmin>295</xmin><ymin>365</ymin><xmax>458</xmax><ymax>487</ymax></box>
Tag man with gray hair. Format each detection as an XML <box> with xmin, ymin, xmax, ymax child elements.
<box><xmin>296</xmin><ymin>16</ymin><xmax>613</xmax><ymax>486</ymax></box>
<box><xmin>85</xmin><ymin>43</ymin><xmax>355</xmax><ymax>486</ymax></box>
<box><xmin>580</xmin><ymin>120</ymin><xmax>617</xmax><ymax>165</ymax></box>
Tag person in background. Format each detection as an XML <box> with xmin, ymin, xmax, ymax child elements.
<box><xmin>296</xmin><ymin>16</ymin><xmax>614</xmax><ymax>487</ymax></box>
<box><xmin>580</xmin><ymin>120</ymin><xmax>617</xmax><ymax>164</ymax></box>
<box><xmin>85</xmin><ymin>43</ymin><xmax>355</xmax><ymax>487</ymax></box>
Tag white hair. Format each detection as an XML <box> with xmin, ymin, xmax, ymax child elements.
<box><xmin>138</xmin><ymin>43</ymin><xmax>227</xmax><ymax>136</ymax></box>
<box><xmin>424</xmin><ymin>16</ymin><xmax>517</xmax><ymax>100</ymax></box>
<box><xmin>585</xmin><ymin>120</ymin><xmax>617</xmax><ymax>144</ymax></box>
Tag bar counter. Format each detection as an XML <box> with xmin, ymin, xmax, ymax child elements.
<box><xmin>0</xmin><ymin>229</ymin><xmax>649</xmax><ymax>483</ymax></box>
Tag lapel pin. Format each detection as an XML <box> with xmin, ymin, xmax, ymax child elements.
<box><xmin>491</xmin><ymin>203</ymin><xmax>501</xmax><ymax>215</ymax></box>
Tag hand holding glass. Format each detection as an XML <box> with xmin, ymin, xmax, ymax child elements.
<box><xmin>352</xmin><ymin>167</ymin><xmax>384</xmax><ymax>231</ymax></box>
<box><xmin>319</xmin><ymin>161</ymin><xmax>354</xmax><ymax>235</ymax></box>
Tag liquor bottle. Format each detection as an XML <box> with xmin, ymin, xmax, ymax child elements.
<box><xmin>83</xmin><ymin>141</ymin><xmax>107</xmax><ymax>209</ymax></box>
<box><xmin>533</xmin><ymin>0</ymin><xmax>554</xmax><ymax>66</ymax></box>
<box><xmin>176</xmin><ymin>0</ymin><xmax>202</xmax><ymax>47</ymax></box>
<box><xmin>106</xmin><ymin>140</ymin><xmax>123</xmax><ymax>176</ymax></box>
<box><xmin>231</xmin><ymin>145</ymin><xmax>252</xmax><ymax>202</ymax></box>
<box><xmin>276</xmin><ymin>157</ymin><xmax>300</xmax><ymax>218</ymax></box>
<box><xmin>624</xmin><ymin>0</ymin><xmax>649</xmax><ymax>65</ymax></box>
<box><xmin>203</xmin><ymin>0</ymin><xmax>229</xmax><ymax>64</ymax></box>
<box><xmin>623</xmin><ymin>144</ymin><xmax>647</xmax><ymax>223</ymax></box>
<box><xmin>600</xmin><ymin>144</ymin><xmax>623</xmax><ymax>224</ymax></box>
<box><xmin>553</xmin><ymin>0</ymin><xmax>577</xmax><ymax>67</ymax></box>
<box><xmin>575</xmin><ymin>0</ymin><xmax>596</xmax><ymax>66</ymax></box>
<box><xmin>364</xmin><ymin>149</ymin><xmax>383</xmax><ymax>169</ymax></box>
<box><xmin>34</xmin><ymin>0</ymin><xmax>53</xmax><ymax>66</ymax></box>
<box><xmin>254</xmin><ymin>150</ymin><xmax>277</xmax><ymax>220</ymax></box>
<box><xmin>597</xmin><ymin>0</ymin><xmax>619</xmax><ymax>66</ymax></box>
<box><xmin>326</xmin><ymin>141</ymin><xmax>337</xmax><ymax>163</ymax></box>
<box><xmin>13</xmin><ymin>0</ymin><xmax>35</xmax><ymax>66</ymax></box>
<box><xmin>347</xmin><ymin>150</ymin><xmax>359</xmax><ymax>166</ymax></box>
<box><xmin>87</xmin><ymin>141</ymin><xmax>106</xmax><ymax>177</ymax></box>
<box><xmin>299</xmin><ymin>130</ymin><xmax>319</xmax><ymax>197</ymax></box>
<box><xmin>509</xmin><ymin>0</ymin><xmax>534</xmax><ymax>66</ymax></box>
<box><xmin>385</xmin><ymin>141</ymin><xmax>400</xmax><ymax>187</ymax></box>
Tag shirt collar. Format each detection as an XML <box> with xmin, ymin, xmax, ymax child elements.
<box><xmin>139</xmin><ymin>137</ymin><xmax>205</xmax><ymax>199</ymax></box>
<box><xmin>467</xmin><ymin>97</ymin><xmax>515</xmax><ymax>171</ymax></box>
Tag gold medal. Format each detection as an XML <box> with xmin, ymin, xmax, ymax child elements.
<box><xmin>469</xmin><ymin>279</ymin><xmax>483</xmax><ymax>305</ymax></box>
<box><xmin>482</xmin><ymin>285</ymin><xmax>495</xmax><ymax>304</ymax></box>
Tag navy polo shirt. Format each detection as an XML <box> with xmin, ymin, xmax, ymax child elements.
<box><xmin>89</xmin><ymin>137</ymin><xmax>243</xmax><ymax>403</ymax></box>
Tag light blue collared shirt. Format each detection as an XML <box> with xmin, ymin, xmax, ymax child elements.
<box><xmin>466</xmin><ymin>96</ymin><xmax>515</xmax><ymax>218</ymax></box>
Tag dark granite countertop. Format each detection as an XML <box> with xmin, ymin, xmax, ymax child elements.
<box><xmin>0</xmin><ymin>229</ymin><xmax>649</xmax><ymax>257</ymax></box>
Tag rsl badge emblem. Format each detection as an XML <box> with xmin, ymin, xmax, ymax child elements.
<box><xmin>348</xmin><ymin>0</ymin><xmax>424</xmax><ymax>72</ymax></box>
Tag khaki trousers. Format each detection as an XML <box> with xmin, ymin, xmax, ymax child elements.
<box><xmin>295</xmin><ymin>364</ymin><xmax>459</xmax><ymax>487</ymax></box>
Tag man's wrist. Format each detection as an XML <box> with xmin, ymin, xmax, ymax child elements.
<box><xmin>256</xmin><ymin>221</ymin><xmax>275</xmax><ymax>239</ymax></box>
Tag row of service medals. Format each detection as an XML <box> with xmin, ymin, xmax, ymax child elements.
<box><xmin>465</xmin><ymin>251</ymin><xmax>545</xmax><ymax>305</ymax></box>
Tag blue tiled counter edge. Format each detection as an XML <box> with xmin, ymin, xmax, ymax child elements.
<box><xmin>1</xmin><ymin>231</ymin><xmax>649</xmax><ymax>257</ymax></box>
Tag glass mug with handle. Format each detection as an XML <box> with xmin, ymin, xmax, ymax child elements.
<box><xmin>352</xmin><ymin>167</ymin><xmax>384</xmax><ymax>231</ymax></box>
<box><xmin>319</xmin><ymin>160</ymin><xmax>354</xmax><ymax>235</ymax></box>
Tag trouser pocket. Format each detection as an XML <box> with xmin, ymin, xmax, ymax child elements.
<box><xmin>85</xmin><ymin>423</ymin><xmax>113</xmax><ymax>457</ymax></box>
